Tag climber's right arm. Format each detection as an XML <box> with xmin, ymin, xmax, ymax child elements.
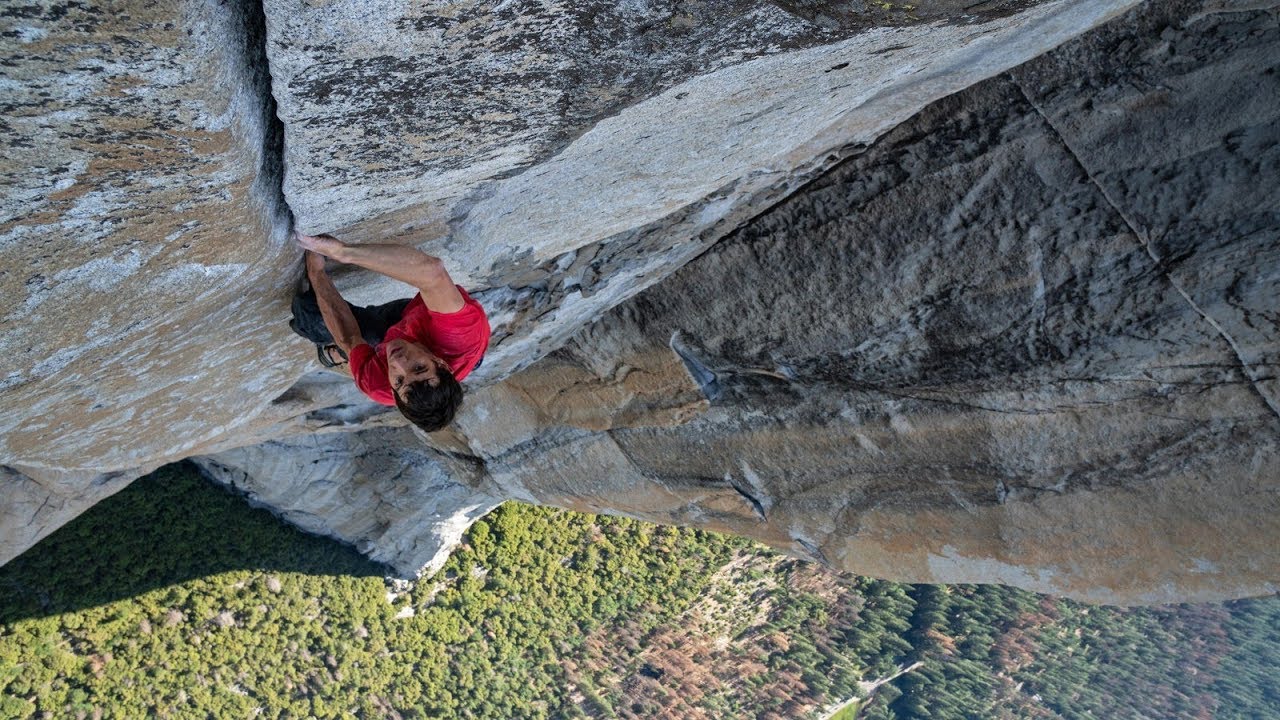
<box><xmin>297</xmin><ymin>233</ymin><xmax>465</xmax><ymax>314</ymax></box>
<box><xmin>305</xmin><ymin>251</ymin><xmax>365</xmax><ymax>354</ymax></box>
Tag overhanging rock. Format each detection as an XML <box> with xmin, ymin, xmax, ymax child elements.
<box><xmin>2</xmin><ymin>0</ymin><xmax>1141</xmax><ymax>565</ymax></box>
<box><xmin>268</xmin><ymin>0</ymin><xmax>1143</xmax><ymax>378</ymax></box>
<box><xmin>0</xmin><ymin>0</ymin><xmax>300</xmax><ymax>558</ymax></box>
<box><xmin>195</xmin><ymin>427</ymin><xmax>500</xmax><ymax>577</ymax></box>
<box><xmin>468</xmin><ymin>0</ymin><xmax>1280</xmax><ymax>604</ymax></box>
<box><xmin>193</xmin><ymin>0</ymin><xmax>1280</xmax><ymax>604</ymax></box>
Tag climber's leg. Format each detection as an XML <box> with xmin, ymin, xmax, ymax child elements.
<box><xmin>289</xmin><ymin>289</ymin><xmax>336</xmax><ymax>344</ymax></box>
<box><xmin>358</xmin><ymin>298</ymin><xmax>412</xmax><ymax>345</ymax></box>
<box><xmin>290</xmin><ymin>289</ymin><xmax>412</xmax><ymax>348</ymax></box>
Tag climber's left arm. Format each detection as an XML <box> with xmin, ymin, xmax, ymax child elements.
<box><xmin>304</xmin><ymin>251</ymin><xmax>365</xmax><ymax>354</ymax></box>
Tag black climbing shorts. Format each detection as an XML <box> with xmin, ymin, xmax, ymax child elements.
<box><xmin>289</xmin><ymin>290</ymin><xmax>412</xmax><ymax>349</ymax></box>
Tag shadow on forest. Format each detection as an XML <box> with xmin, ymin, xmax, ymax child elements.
<box><xmin>0</xmin><ymin>462</ymin><xmax>387</xmax><ymax>624</ymax></box>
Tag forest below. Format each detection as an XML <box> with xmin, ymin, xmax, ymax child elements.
<box><xmin>1</xmin><ymin>464</ymin><xmax>1277</xmax><ymax>719</ymax></box>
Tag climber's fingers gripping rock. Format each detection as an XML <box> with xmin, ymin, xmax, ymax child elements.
<box><xmin>295</xmin><ymin>231</ymin><xmax>346</xmax><ymax>260</ymax></box>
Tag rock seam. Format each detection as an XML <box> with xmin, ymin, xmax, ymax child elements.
<box><xmin>1011</xmin><ymin>76</ymin><xmax>1280</xmax><ymax>423</ymax></box>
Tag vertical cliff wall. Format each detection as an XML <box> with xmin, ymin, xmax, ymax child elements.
<box><xmin>2</xmin><ymin>0</ymin><xmax>1142</xmax><ymax>565</ymax></box>
<box><xmin>4</xmin><ymin>0</ymin><xmax>1277</xmax><ymax>605</ymax></box>
<box><xmin>0</xmin><ymin>0</ymin><xmax>298</xmax><ymax>552</ymax></box>
<box><xmin>200</xmin><ymin>0</ymin><xmax>1280</xmax><ymax>603</ymax></box>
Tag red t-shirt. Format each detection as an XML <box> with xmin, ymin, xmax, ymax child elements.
<box><xmin>348</xmin><ymin>286</ymin><xmax>490</xmax><ymax>406</ymax></box>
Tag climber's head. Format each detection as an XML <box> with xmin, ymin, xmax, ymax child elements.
<box><xmin>385</xmin><ymin>338</ymin><xmax>463</xmax><ymax>432</ymax></box>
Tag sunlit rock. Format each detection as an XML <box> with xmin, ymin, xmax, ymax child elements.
<box><xmin>3</xmin><ymin>0</ymin><xmax>1276</xmax><ymax>606</ymax></box>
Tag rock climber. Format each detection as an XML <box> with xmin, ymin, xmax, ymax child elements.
<box><xmin>290</xmin><ymin>232</ymin><xmax>490</xmax><ymax>432</ymax></box>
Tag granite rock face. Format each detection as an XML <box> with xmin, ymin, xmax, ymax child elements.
<box><xmin>192</xmin><ymin>0</ymin><xmax>1279</xmax><ymax>605</ymax></box>
<box><xmin>474</xmin><ymin>30</ymin><xmax>1280</xmax><ymax>602</ymax></box>
<box><xmin>196</xmin><ymin>427</ymin><xmax>500</xmax><ymax>575</ymax></box>
<box><xmin>506</xmin><ymin>0</ymin><xmax>1280</xmax><ymax>604</ymax></box>
<box><xmin>538</xmin><ymin>0</ymin><xmax>1280</xmax><ymax>604</ymax></box>
<box><xmin>269</xmin><ymin>0</ymin><xmax>1142</xmax><ymax>379</ymax></box>
<box><xmin>1</xmin><ymin>0</ymin><xmax>1140</xmax><ymax>564</ymax></box>
<box><xmin>0</xmin><ymin>0</ymin><xmax>301</xmax><ymax>554</ymax></box>
<box><xmin>3</xmin><ymin>0</ymin><xmax>1278</xmax><ymax>605</ymax></box>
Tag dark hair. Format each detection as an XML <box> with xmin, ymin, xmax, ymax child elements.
<box><xmin>394</xmin><ymin>370</ymin><xmax>463</xmax><ymax>432</ymax></box>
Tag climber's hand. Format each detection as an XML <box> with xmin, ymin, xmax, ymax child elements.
<box><xmin>296</xmin><ymin>232</ymin><xmax>347</xmax><ymax>260</ymax></box>
<box><xmin>304</xmin><ymin>250</ymin><xmax>327</xmax><ymax>277</ymax></box>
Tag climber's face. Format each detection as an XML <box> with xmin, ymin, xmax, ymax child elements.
<box><xmin>385</xmin><ymin>339</ymin><xmax>449</xmax><ymax>400</ymax></box>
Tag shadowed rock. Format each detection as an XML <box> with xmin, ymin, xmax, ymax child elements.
<box><xmin>3</xmin><ymin>0</ymin><xmax>1277</xmax><ymax>605</ymax></box>
<box><xmin>186</xmin><ymin>0</ymin><xmax>1279</xmax><ymax>604</ymax></box>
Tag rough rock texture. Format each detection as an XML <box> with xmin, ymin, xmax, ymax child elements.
<box><xmin>0</xmin><ymin>0</ymin><xmax>301</xmax><ymax>553</ymax></box>
<box><xmin>270</xmin><ymin>0</ymin><xmax>1141</xmax><ymax>380</ymax></box>
<box><xmin>197</xmin><ymin>427</ymin><xmax>500</xmax><ymax>575</ymax></box>
<box><xmin>1</xmin><ymin>0</ymin><xmax>1140</xmax><ymax>564</ymax></box>
<box><xmin>492</xmin><ymin>0</ymin><xmax>1280</xmax><ymax>604</ymax></box>
<box><xmin>196</xmin><ymin>0</ymin><xmax>1279</xmax><ymax>605</ymax></box>
<box><xmin>3</xmin><ymin>0</ymin><xmax>1277</xmax><ymax>606</ymax></box>
<box><xmin>551</xmin><ymin>0</ymin><xmax>1280</xmax><ymax>604</ymax></box>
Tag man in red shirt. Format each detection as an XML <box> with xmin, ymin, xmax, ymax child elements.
<box><xmin>291</xmin><ymin>232</ymin><xmax>490</xmax><ymax>432</ymax></box>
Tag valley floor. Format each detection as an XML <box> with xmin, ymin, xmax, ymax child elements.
<box><xmin>1</xmin><ymin>465</ymin><xmax>1276</xmax><ymax>718</ymax></box>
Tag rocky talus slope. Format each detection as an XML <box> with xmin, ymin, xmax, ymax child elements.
<box><xmin>2</xmin><ymin>0</ymin><xmax>1276</xmax><ymax>604</ymax></box>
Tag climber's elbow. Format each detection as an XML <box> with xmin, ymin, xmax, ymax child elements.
<box><xmin>414</xmin><ymin>255</ymin><xmax>465</xmax><ymax>312</ymax></box>
<box><xmin>415</xmin><ymin>254</ymin><xmax>449</xmax><ymax>289</ymax></box>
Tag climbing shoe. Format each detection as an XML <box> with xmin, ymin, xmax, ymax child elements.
<box><xmin>316</xmin><ymin>343</ymin><xmax>348</xmax><ymax>369</ymax></box>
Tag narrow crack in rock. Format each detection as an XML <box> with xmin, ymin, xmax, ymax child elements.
<box><xmin>1013</xmin><ymin>78</ymin><xmax>1280</xmax><ymax>424</ymax></box>
<box><xmin>236</xmin><ymin>0</ymin><xmax>295</xmax><ymax>235</ymax></box>
<box><xmin>726</xmin><ymin>474</ymin><xmax>769</xmax><ymax>522</ymax></box>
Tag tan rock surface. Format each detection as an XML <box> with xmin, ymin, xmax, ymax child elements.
<box><xmin>0</xmin><ymin>0</ymin><xmax>302</xmax><ymax>558</ymax></box>
<box><xmin>3</xmin><ymin>0</ymin><xmax>1277</xmax><ymax>606</ymax></box>
<box><xmin>187</xmin><ymin>0</ymin><xmax>1280</xmax><ymax>604</ymax></box>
